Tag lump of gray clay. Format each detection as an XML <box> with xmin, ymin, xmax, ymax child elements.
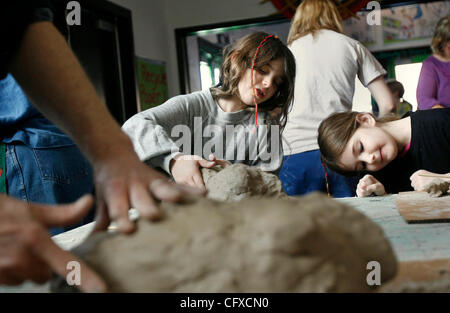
<box><xmin>201</xmin><ymin>163</ymin><xmax>287</xmax><ymax>201</ymax></box>
<box><xmin>51</xmin><ymin>193</ymin><xmax>397</xmax><ymax>293</ymax></box>
<box><xmin>424</xmin><ymin>179</ymin><xmax>450</xmax><ymax>198</ymax></box>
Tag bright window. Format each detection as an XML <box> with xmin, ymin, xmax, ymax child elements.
<box><xmin>214</xmin><ymin>68</ymin><xmax>220</xmax><ymax>86</ymax></box>
<box><xmin>200</xmin><ymin>61</ymin><xmax>213</xmax><ymax>91</ymax></box>
<box><xmin>395</xmin><ymin>63</ymin><xmax>423</xmax><ymax>111</ymax></box>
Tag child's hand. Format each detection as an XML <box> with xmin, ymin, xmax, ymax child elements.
<box><xmin>207</xmin><ymin>154</ymin><xmax>231</xmax><ymax>168</ymax></box>
<box><xmin>410</xmin><ymin>170</ymin><xmax>433</xmax><ymax>191</ymax></box>
<box><xmin>170</xmin><ymin>155</ymin><xmax>217</xmax><ymax>190</ymax></box>
<box><xmin>410</xmin><ymin>169</ymin><xmax>450</xmax><ymax>191</ymax></box>
<box><xmin>356</xmin><ymin>174</ymin><xmax>386</xmax><ymax>197</ymax></box>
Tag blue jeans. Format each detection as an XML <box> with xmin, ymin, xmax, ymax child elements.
<box><xmin>279</xmin><ymin>150</ymin><xmax>358</xmax><ymax>198</ymax></box>
<box><xmin>5</xmin><ymin>143</ymin><xmax>95</xmax><ymax>235</ymax></box>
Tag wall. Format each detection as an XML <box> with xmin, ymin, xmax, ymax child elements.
<box><xmin>109</xmin><ymin>0</ymin><xmax>278</xmax><ymax>97</ymax></box>
<box><xmin>109</xmin><ymin>0</ymin><xmax>169</xmax><ymax>61</ymax></box>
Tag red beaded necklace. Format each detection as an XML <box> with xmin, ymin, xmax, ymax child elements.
<box><xmin>322</xmin><ymin>162</ymin><xmax>331</xmax><ymax>198</ymax></box>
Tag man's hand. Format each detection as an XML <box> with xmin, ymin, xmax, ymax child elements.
<box><xmin>8</xmin><ymin>22</ymin><xmax>206</xmax><ymax>235</ymax></box>
<box><xmin>356</xmin><ymin>174</ymin><xmax>386</xmax><ymax>197</ymax></box>
<box><xmin>92</xmin><ymin>146</ymin><xmax>207</xmax><ymax>234</ymax></box>
<box><xmin>0</xmin><ymin>194</ymin><xmax>106</xmax><ymax>292</ymax></box>
<box><xmin>410</xmin><ymin>169</ymin><xmax>450</xmax><ymax>191</ymax></box>
<box><xmin>431</xmin><ymin>104</ymin><xmax>445</xmax><ymax>109</ymax></box>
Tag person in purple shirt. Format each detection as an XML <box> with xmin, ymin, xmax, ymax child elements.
<box><xmin>417</xmin><ymin>16</ymin><xmax>450</xmax><ymax>110</ymax></box>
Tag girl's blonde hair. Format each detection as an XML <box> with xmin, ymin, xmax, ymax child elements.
<box><xmin>210</xmin><ymin>32</ymin><xmax>296</xmax><ymax>131</ymax></box>
<box><xmin>318</xmin><ymin>111</ymin><xmax>398</xmax><ymax>176</ymax></box>
<box><xmin>287</xmin><ymin>0</ymin><xmax>344</xmax><ymax>45</ymax></box>
<box><xmin>431</xmin><ymin>16</ymin><xmax>450</xmax><ymax>56</ymax></box>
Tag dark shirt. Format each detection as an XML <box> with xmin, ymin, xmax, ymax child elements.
<box><xmin>0</xmin><ymin>1</ymin><xmax>73</xmax><ymax>148</ymax></box>
<box><xmin>1</xmin><ymin>1</ymin><xmax>56</xmax><ymax>79</ymax></box>
<box><xmin>372</xmin><ymin>108</ymin><xmax>450</xmax><ymax>194</ymax></box>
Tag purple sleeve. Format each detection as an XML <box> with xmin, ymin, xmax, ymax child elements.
<box><xmin>417</xmin><ymin>61</ymin><xmax>439</xmax><ymax>110</ymax></box>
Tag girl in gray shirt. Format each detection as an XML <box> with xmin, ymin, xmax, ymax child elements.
<box><xmin>123</xmin><ymin>32</ymin><xmax>295</xmax><ymax>190</ymax></box>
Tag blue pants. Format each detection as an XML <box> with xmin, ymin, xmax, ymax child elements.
<box><xmin>279</xmin><ymin>150</ymin><xmax>358</xmax><ymax>198</ymax></box>
<box><xmin>5</xmin><ymin>143</ymin><xmax>95</xmax><ymax>235</ymax></box>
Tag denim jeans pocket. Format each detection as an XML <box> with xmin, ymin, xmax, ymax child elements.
<box><xmin>33</xmin><ymin>145</ymin><xmax>92</xmax><ymax>185</ymax></box>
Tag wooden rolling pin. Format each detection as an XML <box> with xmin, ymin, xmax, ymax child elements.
<box><xmin>419</xmin><ymin>173</ymin><xmax>450</xmax><ymax>179</ymax></box>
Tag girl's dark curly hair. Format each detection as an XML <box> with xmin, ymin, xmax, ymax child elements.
<box><xmin>210</xmin><ymin>32</ymin><xmax>296</xmax><ymax>132</ymax></box>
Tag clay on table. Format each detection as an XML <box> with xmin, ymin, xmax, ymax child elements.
<box><xmin>51</xmin><ymin>193</ymin><xmax>397</xmax><ymax>293</ymax></box>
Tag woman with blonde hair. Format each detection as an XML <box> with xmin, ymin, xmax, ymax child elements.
<box><xmin>279</xmin><ymin>0</ymin><xmax>395</xmax><ymax>197</ymax></box>
<box><xmin>417</xmin><ymin>16</ymin><xmax>450</xmax><ymax>110</ymax></box>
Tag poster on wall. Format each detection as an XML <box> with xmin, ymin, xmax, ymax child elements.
<box><xmin>136</xmin><ymin>56</ymin><xmax>168</xmax><ymax>111</ymax></box>
<box><xmin>382</xmin><ymin>1</ymin><xmax>450</xmax><ymax>44</ymax></box>
<box><xmin>342</xmin><ymin>11</ymin><xmax>377</xmax><ymax>47</ymax></box>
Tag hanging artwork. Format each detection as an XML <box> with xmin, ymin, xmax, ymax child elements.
<box><xmin>342</xmin><ymin>10</ymin><xmax>377</xmax><ymax>46</ymax></box>
<box><xmin>135</xmin><ymin>56</ymin><xmax>168</xmax><ymax>111</ymax></box>
<box><xmin>382</xmin><ymin>2</ymin><xmax>450</xmax><ymax>44</ymax></box>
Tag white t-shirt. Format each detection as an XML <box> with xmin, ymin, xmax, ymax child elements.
<box><xmin>282</xmin><ymin>29</ymin><xmax>386</xmax><ymax>155</ymax></box>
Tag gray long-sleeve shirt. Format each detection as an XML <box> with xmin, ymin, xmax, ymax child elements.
<box><xmin>122</xmin><ymin>88</ymin><xmax>283</xmax><ymax>175</ymax></box>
